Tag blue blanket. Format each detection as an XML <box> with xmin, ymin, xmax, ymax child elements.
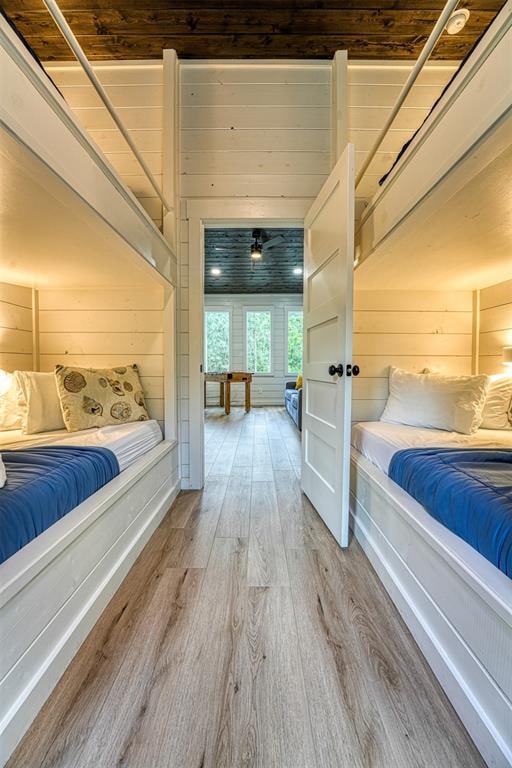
<box><xmin>389</xmin><ymin>448</ymin><xmax>512</xmax><ymax>578</ymax></box>
<box><xmin>0</xmin><ymin>446</ymin><xmax>119</xmax><ymax>564</ymax></box>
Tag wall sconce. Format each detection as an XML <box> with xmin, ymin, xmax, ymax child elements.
<box><xmin>503</xmin><ymin>347</ymin><xmax>512</xmax><ymax>366</ymax></box>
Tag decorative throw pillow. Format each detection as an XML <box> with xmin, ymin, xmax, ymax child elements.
<box><xmin>480</xmin><ymin>374</ymin><xmax>512</xmax><ymax>430</ymax></box>
<box><xmin>54</xmin><ymin>364</ymin><xmax>149</xmax><ymax>432</ymax></box>
<box><xmin>295</xmin><ymin>374</ymin><xmax>303</xmax><ymax>389</ymax></box>
<box><xmin>380</xmin><ymin>367</ymin><xmax>490</xmax><ymax>435</ymax></box>
<box><xmin>16</xmin><ymin>370</ymin><xmax>66</xmax><ymax>434</ymax></box>
<box><xmin>0</xmin><ymin>370</ymin><xmax>22</xmax><ymax>431</ymax></box>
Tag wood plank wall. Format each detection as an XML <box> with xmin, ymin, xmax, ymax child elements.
<box><xmin>44</xmin><ymin>61</ymin><xmax>164</xmax><ymax>230</ymax></box>
<box><xmin>0</xmin><ymin>283</ymin><xmax>33</xmax><ymax>372</ymax></box>
<box><xmin>37</xmin><ymin>288</ymin><xmax>166</xmax><ymax>428</ymax></box>
<box><xmin>43</xmin><ymin>58</ymin><xmax>458</xmax><ymax>226</ymax></box>
<box><xmin>204</xmin><ymin>293</ymin><xmax>303</xmax><ymax>407</ymax></box>
<box><xmin>352</xmin><ymin>290</ymin><xmax>474</xmax><ymax>422</ymax></box>
<box><xmin>180</xmin><ymin>62</ymin><xmax>332</xmax><ymax>200</ymax></box>
<box><xmin>479</xmin><ymin>278</ymin><xmax>512</xmax><ymax>375</ymax></box>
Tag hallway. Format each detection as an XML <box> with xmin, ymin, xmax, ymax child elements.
<box><xmin>8</xmin><ymin>408</ymin><xmax>484</xmax><ymax>767</ymax></box>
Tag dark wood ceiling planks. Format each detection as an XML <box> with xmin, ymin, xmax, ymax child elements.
<box><xmin>204</xmin><ymin>228</ymin><xmax>304</xmax><ymax>294</ymax></box>
<box><xmin>2</xmin><ymin>1</ymin><xmax>506</xmax><ymax>61</ymax></box>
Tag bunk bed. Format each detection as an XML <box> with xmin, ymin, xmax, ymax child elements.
<box><xmin>356</xmin><ymin>2</ymin><xmax>511</xmax><ymax>290</ymax></box>
<box><xmin>0</xmin><ymin>14</ymin><xmax>180</xmax><ymax>765</ymax></box>
<box><xmin>0</xmin><ymin>14</ymin><xmax>176</xmax><ymax>287</ymax></box>
<box><xmin>350</xmin><ymin>6</ymin><xmax>512</xmax><ymax>767</ymax></box>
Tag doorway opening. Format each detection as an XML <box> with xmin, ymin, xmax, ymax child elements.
<box><xmin>202</xmin><ymin>226</ymin><xmax>304</xmax><ymax>481</ymax></box>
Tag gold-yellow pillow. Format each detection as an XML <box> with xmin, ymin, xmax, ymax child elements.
<box><xmin>54</xmin><ymin>364</ymin><xmax>149</xmax><ymax>432</ymax></box>
<box><xmin>295</xmin><ymin>374</ymin><xmax>303</xmax><ymax>389</ymax></box>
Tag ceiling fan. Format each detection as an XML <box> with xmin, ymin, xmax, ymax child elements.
<box><xmin>250</xmin><ymin>229</ymin><xmax>285</xmax><ymax>260</ymax></box>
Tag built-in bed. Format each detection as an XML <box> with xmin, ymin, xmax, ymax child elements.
<box><xmin>350</xmin><ymin>424</ymin><xmax>512</xmax><ymax>767</ymax></box>
<box><xmin>0</xmin><ymin>13</ymin><xmax>176</xmax><ymax>287</ymax></box>
<box><xmin>0</xmin><ymin>420</ymin><xmax>179</xmax><ymax>763</ymax></box>
<box><xmin>0</xmin><ymin>13</ymin><xmax>181</xmax><ymax>764</ymax></box>
<box><xmin>350</xmin><ymin>8</ymin><xmax>512</xmax><ymax>764</ymax></box>
<box><xmin>0</xmin><ymin>419</ymin><xmax>180</xmax><ymax>766</ymax></box>
<box><xmin>356</xmin><ymin>2</ymin><xmax>511</xmax><ymax>285</ymax></box>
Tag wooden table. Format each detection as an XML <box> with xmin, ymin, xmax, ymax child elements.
<box><xmin>204</xmin><ymin>371</ymin><xmax>253</xmax><ymax>415</ymax></box>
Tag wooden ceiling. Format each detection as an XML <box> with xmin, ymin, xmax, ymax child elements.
<box><xmin>2</xmin><ymin>1</ymin><xmax>506</xmax><ymax>61</ymax></box>
<box><xmin>204</xmin><ymin>228</ymin><xmax>304</xmax><ymax>294</ymax></box>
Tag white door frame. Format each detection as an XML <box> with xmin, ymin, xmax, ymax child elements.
<box><xmin>185</xmin><ymin>197</ymin><xmax>311</xmax><ymax>489</ymax></box>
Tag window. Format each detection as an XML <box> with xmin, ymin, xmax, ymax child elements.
<box><xmin>287</xmin><ymin>309</ymin><xmax>303</xmax><ymax>374</ymax></box>
<box><xmin>204</xmin><ymin>310</ymin><xmax>230</xmax><ymax>372</ymax></box>
<box><xmin>246</xmin><ymin>310</ymin><xmax>272</xmax><ymax>374</ymax></box>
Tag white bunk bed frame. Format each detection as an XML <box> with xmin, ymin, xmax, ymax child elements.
<box><xmin>351</xmin><ymin>6</ymin><xmax>512</xmax><ymax>767</ymax></box>
<box><xmin>0</xmin><ymin>16</ymin><xmax>181</xmax><ymax>765</ymax></box>
<box><xmin>357</xmin><ymin>1</ymin><xmax>512</xmax><ymax>266</ymax></box>
<box><xmin>0</xmin><ymin>15</ymin><xmax>177</xmax><ymax>287</ymax></box>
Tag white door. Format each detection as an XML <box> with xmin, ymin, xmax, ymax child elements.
<box><xmin>301</xmin><ymin>144</ymin><xmax>355</xmax><ymax>548</ymax></box>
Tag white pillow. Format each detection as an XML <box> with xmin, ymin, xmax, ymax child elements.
<box><xmin>0</xmin><ymin>455</ymin><xmax>5</xmax><ymax>488</ymax></box>
<box><xmin>16</xmin><ymin>371</ymin><xmax>66</xmax><ymax>435</ymax></box>
<box><xmin>0</xmin><ymin>370</ymin><xmax>22</xmax><ymax>431</ymax></box>
<box><xmin>380</xmin><ymin>367</ymin><xmax>490</xmax><ymax>435</ymax></box>
<box><xmin>480</xmin><ymin>374</ymin><xmax>512</xmax><ymax>430</ymax></box>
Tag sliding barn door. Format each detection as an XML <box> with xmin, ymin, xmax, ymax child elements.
<box><xmin>301</xmin><ymin>144</ymin><xmax>355</xmax><ymax>548</ymax></box>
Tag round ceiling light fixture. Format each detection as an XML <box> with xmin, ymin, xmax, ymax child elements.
<box><xmin>293</xmin><ymin>267</ymin><xmax>303</xmax><ymax>275</ymax></box>
<box><xmin>445</xmin><ymin>8</ymin><xmax>470</xmax><ymax>34</ymax></box>
<box><xmin>210</xmin><ymin>267</ymin><xmax>222</xmax><ymax>276</ymax></box>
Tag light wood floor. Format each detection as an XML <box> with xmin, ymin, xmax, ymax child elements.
<box><xmin>8</xmin><ymin>407</ymin><xmax>484</xmax><ymax>768</ymax></box>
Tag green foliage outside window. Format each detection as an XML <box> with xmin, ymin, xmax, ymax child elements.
<box><xmin>246</xmin><ymin>311</ymin><xmax>271</xmax><ymax>373</ymax></box>
<box><xmin>287</xmin><ymin>311</ymin><xmax>303</xmax><ymax>373</ymax></box>
<box><xmin>204</xmin><ymin>311</ymin><xmax>230</xmax><ymax>372</ymax></box>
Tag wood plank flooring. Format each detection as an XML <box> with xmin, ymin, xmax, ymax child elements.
<box><xmin>7</xmin><ymin>407</ymin><xmax>485</xmax><ymax>768</ymax></box>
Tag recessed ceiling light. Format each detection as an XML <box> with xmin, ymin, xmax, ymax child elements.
<box><xmin>210</xmin><ymin>267</ymin><xmax>221</xmax><ymax>276</ymax></box>
<box><xmin>293</xmin><ymin>267</ymin><xmax>303</xmax><ymax>275</ymax></box>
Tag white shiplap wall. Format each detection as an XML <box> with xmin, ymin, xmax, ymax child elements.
<box><xmin>43</xmin><ymin>57</ymin><xmax>461</xmax><ymax>484</ymax></box>
<box><xmin>204</xmin><ymin>294</ymin><xmax>303</xmax><ymax>407</ymax></box>
<box><xmin>352</xmin><ymin>290</ymin><xmax>474</xmax><ymax>422</ymax></box>
<box><xmin>180</xmin><ymin>61</ymin><xmax>332</xmax><ymax>200</ymax></box>
<box><xmin>479</xmin><ymin>278</ymin><xmax>512</xmax><ymax>375</ymax></box>
<box><xmin>44</xmin><ymin>61</ymin><xmax>164</xmax><ymax>230</ymax></box>
<box><xmin>178</xmin><ymin>62</ymin><xmax>330</xmax><ymax>485</ymax></box>
<box><xmin>0</xmin><ymin>283</ymin><xmax>33</xmax><ymax>372</ymax></box>
<box><xmin>38</xmin><ymin>288</ymin><xmax>166</xmax><ymax>428</ymax></box>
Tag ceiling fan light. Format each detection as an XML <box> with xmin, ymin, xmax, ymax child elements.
<box><xmin>250</xmin><ymin>243</ymin><xmax>262</xmax><ymax>260</ymax></box>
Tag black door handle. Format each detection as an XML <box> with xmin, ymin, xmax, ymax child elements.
<box><xmin>328</xmin><ymin>363</ymin><xmax>344</xmax><ymax>377</ymax></box>
<box><xmin>346</xmin><ymin>364</ymin><xmax>360</xmax><ymax>377</ymax></box>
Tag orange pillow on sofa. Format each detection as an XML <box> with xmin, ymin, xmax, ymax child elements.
<box><xmin>295</xmin><ymin>374</ymin><xmax>303</xmax><ymax>389</ymax></box>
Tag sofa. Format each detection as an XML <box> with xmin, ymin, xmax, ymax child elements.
<box><xmin>284</xmin><ymin>381</ymin><xmax>302</xmax><ymax>430</ymax></box>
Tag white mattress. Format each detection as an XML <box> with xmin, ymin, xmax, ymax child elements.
<box><xmin>0</xmin><ymin>420</ymin><xmax>163</xmax><ymax>473</ymax></box>
<box><xmin>351</xmin><ymin>421</ymin><xmax>512</xmax><ymax>474</ymax></box>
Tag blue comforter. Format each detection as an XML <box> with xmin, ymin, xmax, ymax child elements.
<box><xmin>389</xmin><ymin>448</ymin><xmax>512</xmax><ymax>578</ymax></box>
<box><xmin>0</xmin><ymin>446</ymin><xmax>119</xmax><ymax>564</ymax></box>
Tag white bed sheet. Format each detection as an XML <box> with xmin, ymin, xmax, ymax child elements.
<box><xmin>0</xmin><ymin>420</ymin><xmax>163</xmax><ymax>473</ymax></box>
<box><xmin>351</xmin><ymin>421</ymin><xmax>512</xmax><ymax>474</ymax></box>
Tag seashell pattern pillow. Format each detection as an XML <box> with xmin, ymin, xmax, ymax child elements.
<box><xmin>54</xmin><ymin>364</ymin><xmax>149</xmax><ymax>432</ymax></box>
